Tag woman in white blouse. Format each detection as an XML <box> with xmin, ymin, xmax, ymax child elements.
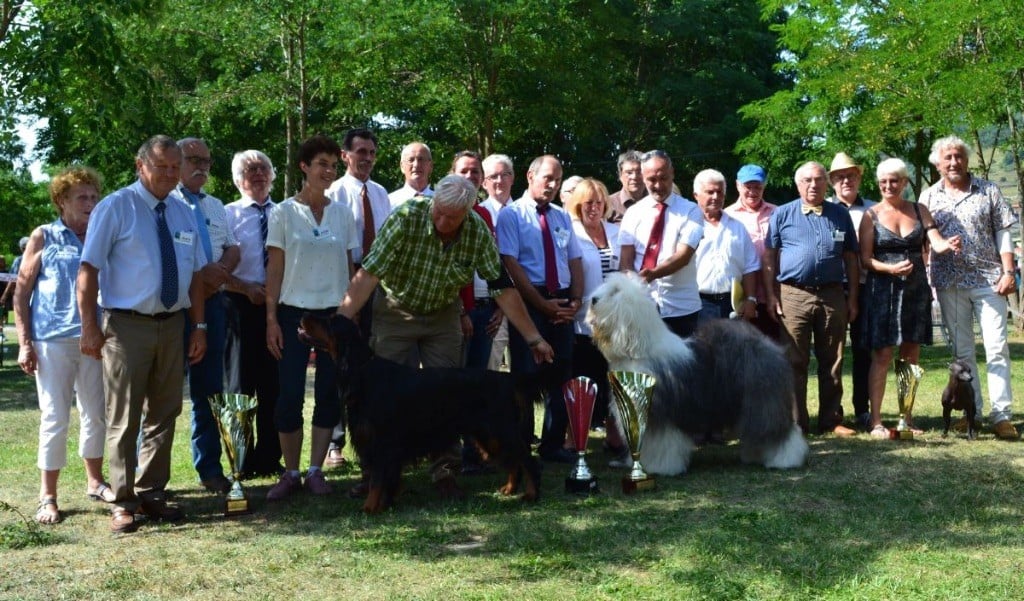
<box><xmin>264</xmin><ymin>135</ymin><xmax>359</xmax><ymax>501</ymax></box>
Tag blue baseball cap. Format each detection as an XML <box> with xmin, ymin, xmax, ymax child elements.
<box><xmin>737</xmin><ymin>164</ymin><xmax>766</xmax><ymax>184</ymax></box>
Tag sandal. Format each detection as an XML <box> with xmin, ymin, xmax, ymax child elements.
<box><xmin>87</xmin><ymin>482</ymin><xmax>116</xmax><ymax>503</ymax></box>
<box><xmin>869</xmin><ymin>425</ymin><xmax>890</xmax><ymax>439</ymax></box>
<box><xmin>35</xmin><ymin>497</ymin><xmax>61</xmax><ymax>525</ymax></box>
<box><xmin>110</xmin><ymin>507</ymin><xmax>137</xmax><ymax>534</ymax></box>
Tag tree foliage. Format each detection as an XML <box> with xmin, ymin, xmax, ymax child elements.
<box><xmin>738</xmin><ymin>0</ymin><xmax>1024</xmax><ymax>199</ymax></box>
<box><xmin>1</xmin><ymin>0</ymin><xmax>787</xmax><ymax>208</ymax></box>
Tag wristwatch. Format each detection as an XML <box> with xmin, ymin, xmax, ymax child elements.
<box><xmin>194</xmin><ymin>322</ymin><xmax>208</xmax><ymax>331</ymax></box>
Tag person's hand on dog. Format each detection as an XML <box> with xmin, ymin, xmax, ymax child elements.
<box><xmin>266</xmin><ymin>321</ymin><xmax>284</xmax><ymax>360</ymax></box>
<box><xmin>531</xmin><ymin>339</ymin><xmax>554</xmax><ymax>364</ymax></box>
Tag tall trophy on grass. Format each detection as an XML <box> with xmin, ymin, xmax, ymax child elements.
<box><xmin>209</xmin><ymin>393</ymin><xmax>258</xmax><ymax>516</ymax></box>
<box><xmin>562</xmin><ymin>376</ymin><xmax>599</xmax><ymax>494</ymax></box>
<box><xmin>608</xmin><ymin>371</ymin><xmax>656</xmax><ymax>494</ymax></box>
<box><xmin>893</xmin><ymin>359</ymin><xmax>924</xmax><ymax>440</ymax></box>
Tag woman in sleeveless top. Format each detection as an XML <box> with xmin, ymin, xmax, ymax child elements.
<box><xmin>858</xmin><ymin>158</ymin><xmax>961</xmax><ymax>438</ymax></box>
<box><xmin>13</xmin><ymin>167</ymin><xmax>113</xmax><ymax>523</ymax></box>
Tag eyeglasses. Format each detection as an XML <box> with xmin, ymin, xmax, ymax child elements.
<box><xmin>485</xmin><ymin>171</ymin><xmax>513</xmax><ymax>182</ymax></box>
<box><xmin>185</xmin><ymin>156</ymin><xmax>213</xmax><ymax>168</ymax></box>
<box><xmin>244</xmin><ymin>164</ymin><xmax>270</xmax><ymax>175</ymax></box>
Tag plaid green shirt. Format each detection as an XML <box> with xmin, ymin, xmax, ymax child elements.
<box><xmin>362</xmin><ymin>197</ymin><xmax>502</xmax><ymax>313</ymax></box>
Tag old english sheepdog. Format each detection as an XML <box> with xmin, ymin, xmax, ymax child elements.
<box><xmin>586</xmin><ymin>273</ymin><xmax>808</xmax><ymax>475</ymax></box>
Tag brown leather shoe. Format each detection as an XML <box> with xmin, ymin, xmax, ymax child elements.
<box><xmin>831</xmin><ymin>424</ymin><xmax>857</xmax><ymax>437</ymax></box>
<box><xmin>137</xmin><ymin>498</ymin><xmax>184</xmax><ymax>522</ymax></box>
<box><xmin>992</xmin><ymin>420</ymin><xmax>1019</xmax><ymax>441</ymax></box>
<box><xmin>110</xmin><ymin>508</ymin><xmax>138</xmax><ymax>534</ymax></box>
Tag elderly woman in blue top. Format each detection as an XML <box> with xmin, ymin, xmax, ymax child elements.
<box><xmin>13</xmin><ymin>166</ymin><xmax>113</xmax><ymax>524</ymax></box>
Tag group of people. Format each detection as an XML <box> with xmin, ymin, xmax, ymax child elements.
<box><xmin>9</xmin><ymin>128</ymin><xmax>1017</xmax><ymax>533</ymax></box>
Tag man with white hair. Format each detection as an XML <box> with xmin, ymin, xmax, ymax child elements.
<box><xmin>692</xmin><ymin>169</ymin><xmax>759</xmax><ymax>323</ymax></box>
<box><xmin>618</xmin><ymin>150</ymin><xmax>704</xmax><ymax>339</ymax></box>
<box><xmin>763</xmin><ymin>161</ymin><xmax>859</xmax><ymax>437</ymax></box>
<box><xmin>338</xmin><ymin>175</ymin><xmax>554</xmax><ymax>495</ymax></box>
<box><xmin>559</xmin><ymin>175</ymin><xmax>583</xmax><ymax>206</ymax></box>
<box><xmin>171</xmin><ymin>137</ymin><xmax>240</xmax><ymax>495</ymax></box>
<box><xmin>919</xmin><ymin>135</ymin><xmax>1019</xmax><ymax>440</ymax></box>
<box><xmin>388</xmin><ymin>141</ymin><xmax>434</xmax><ymax>209</ymax></box>
<box><xmin>78</xmin><ymin>135</ymin><xmax>208</xmax><ymax>533</ymax></box>
<box><xmin>479</xmin><ymin>154</ymin><xmax>516</xmax><ymax>371</ymax></box>
<box><xmin>223</xmin><ymin>150</ymin><xmax>283</xmax><ymax>477</ymax></box>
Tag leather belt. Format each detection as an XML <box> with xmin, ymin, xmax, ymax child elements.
<box><xmin>106</xmin><ymin>308</ymin><xmax>179</xmax><ymax>321</ymax></box>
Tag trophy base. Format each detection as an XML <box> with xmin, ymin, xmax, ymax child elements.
<box><xmin>565</xmin><ymin>476</ymin><xmax>599</xmax><ymax>494</ymax></box>
<box><xmin>889</xmin><ymin>428</ymin><xmax>914</xmax><ymax>441</ymax></box>
<box><xmin>224</xmin><ymin>496</ymin><xmax>250</xmax><ymax>517</ymax></box>
<box><xmin>621</xmin><ymin>475</ymin><xmax>656</xmax><ymax>494</ymax></box>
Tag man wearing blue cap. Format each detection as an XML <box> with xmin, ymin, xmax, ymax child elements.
<box><xmin>725</xmin><ymin>164</ymin><xmax>779</xmax><ymax>338</ymax></box>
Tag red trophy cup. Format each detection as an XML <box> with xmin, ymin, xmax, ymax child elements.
<box><xmin>563</xmin><ymin>376</ymin><xmax>599</xmax><ymax>494</ymax></box>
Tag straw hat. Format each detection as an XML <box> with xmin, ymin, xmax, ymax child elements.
<box><xmin>828</xmin><ymin>152</ymin><xmax>863</xmax><ymax>175</ymax></box>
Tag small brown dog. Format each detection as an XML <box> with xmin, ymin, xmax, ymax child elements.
<box><xmin>941</xmin><ymin>359</ymin><xmax>977</xmax><ymax>439</ymax></box>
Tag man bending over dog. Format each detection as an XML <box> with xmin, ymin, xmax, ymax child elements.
<box><xmin>337</xmin><ymin>174</ymin><xmax>554</xmax><ymax>497</ymax></box>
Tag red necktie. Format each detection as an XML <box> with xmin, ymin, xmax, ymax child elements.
<box><xmin>641</xmin><ymin>201</ymin><xmax>667</xmax><ymax>271</ymax></box>
<box><xmin>537</xmin><ymin>204</ymin><xmax>559</xmax><ymax>294</ymax></box>
<box><xmin>361</xmin><ymin>184</ymin><xmax>375</xmax><ymax>257</ymax></box>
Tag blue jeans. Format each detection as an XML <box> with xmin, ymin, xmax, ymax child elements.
<box><xmin>274</xmin><ymin>305</ymin><xmax>341</xmax><ymax>432</ymax></box>
<box><xmin>185</xmin><ymin>293</ymin><xmax>225</xmax><ymax>481</ymax></box>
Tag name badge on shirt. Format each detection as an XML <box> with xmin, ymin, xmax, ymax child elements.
<box><xmin>833</xmin><ymin>230</ymin><xmax>845</xmax><ymax>243</ymax></box>
<box><xmin>175</xmin><ymin>231</ymin><xmax>195</xmax><ymax>246</ymax></box>
<box><xmin>55</xmin><ymin>245</ymin><xmax>80</xmax><ymax>259</ymax></box>
<box><xmin>314</xmin><ymin>227</ymin><xmax>332</xmax><ymax>239</ymax></box>
<box><xmin>553</xmin><ymin>227</ymin><xmax>570</xmax><ymax>249</ymax></box>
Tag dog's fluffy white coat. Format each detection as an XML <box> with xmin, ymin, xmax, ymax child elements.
<box><xmin>587</xmin><ymin>273</ymin><xmax>808</xmax><ymax>475</ymax></box>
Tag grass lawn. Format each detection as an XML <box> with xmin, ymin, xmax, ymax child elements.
<box><xmin>1</xmin><ymin>328</ymin><xmax>1024</xmax><ymax>600</ymax></box>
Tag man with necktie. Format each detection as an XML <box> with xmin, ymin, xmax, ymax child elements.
<box><xmin>496</xmin><ymin>155</ymin><xmax>583</xmax><ymax>464</ymax></box>
<box><xmin>617</xmin><ymin>150</ymin><xmax>704</xmax><ymax>339</ymax></box>
<box><xmin>223</xmin><ymin>150</ymin><xmax>283</xmax><ymax>477</ymax></box>
<box><xmin>763</xmin><ymin>161</ymin><xmax>860</xmax><ymax>437</ymax></box>
<box><xmin>78</xmin><ymin>135</ymin><xmax>208</xmax><ymax>533</ymax></box>
<box><xmin>172</xmin><ymin>137</ymin><xmax>240</xmax><ymax>495</ymax></box>
<box><xmin>324</xmin><ymin>128</ymin><xmax>390</xmax><ymax>468</ymax></box>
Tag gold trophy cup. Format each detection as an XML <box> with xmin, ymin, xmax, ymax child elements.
<box><xmin>209</xmin><ymin>393</ymin><xmax>259</xmax><ymax>516</ymax></box>
<box><xmin>608</xmin><ymin>371</ymin><xmax>657</xmax><ymax>494</ymax></box>
<box><xmin>892</xmin><ymin>359</ymin><xmax>923</xmax><ymax>440</ymax></box>
<box><xmin>563</xmin><ymin>376</ymin><xmax>599</xmax><ymax>494</ymax></box>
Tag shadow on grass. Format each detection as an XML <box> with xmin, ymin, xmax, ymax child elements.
<box><xmin>216</xmin><ymin>431</ymin><xmax>1023</xmax><ymax>597</ymax></box>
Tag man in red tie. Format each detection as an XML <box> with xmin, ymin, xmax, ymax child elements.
<box><xmin>323</xmin><ymin>128</ymin><xmax>390</xmax><ymax>468</ymax></box>
<box><xmin>496</xmin><ymin>155</ymin><xmax>583</xmax><ymax>464</ymax></box>
<box><xmin>618</xmin><ymin>150</ymin><xmax>705</xmax><ymax>338</ymax></box>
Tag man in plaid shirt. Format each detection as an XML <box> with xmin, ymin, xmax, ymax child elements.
<box><xmin>337</xmin><ymin>175</ymin><xmax>554</xmax><ymax>493</ymax></box>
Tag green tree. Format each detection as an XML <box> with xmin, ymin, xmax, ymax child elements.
<box><xmin>739</xmin><ymin>0</ymin><xmax>1024</xmax><ymax>199</ymax></box>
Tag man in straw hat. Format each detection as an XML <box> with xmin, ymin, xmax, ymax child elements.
<box><xmin>827</xmin><ymin>152</ymin><xmax>875</xmax><ymax>432</ymax></box>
